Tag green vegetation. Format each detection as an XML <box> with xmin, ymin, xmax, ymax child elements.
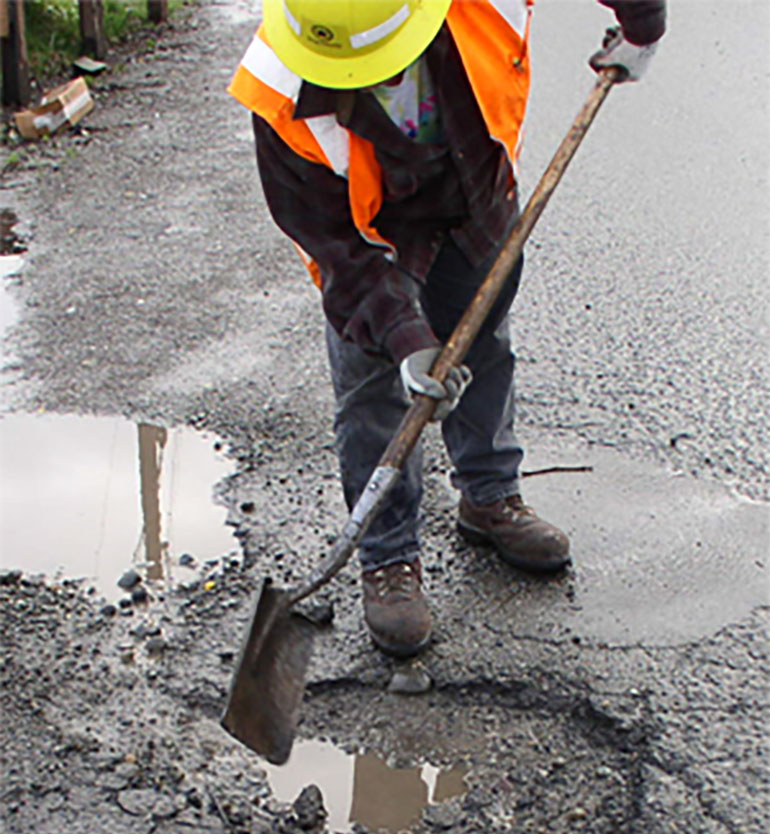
<box><xmin>20</xmin><ymin>1</ymin><xmax>188</xmax><ymax>83</ymax></box>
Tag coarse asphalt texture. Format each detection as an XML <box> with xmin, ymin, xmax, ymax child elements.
<box><xmin>1</xmin><ymin>1</ymin><xmax>768</xmax><ymax>833</ymax></box>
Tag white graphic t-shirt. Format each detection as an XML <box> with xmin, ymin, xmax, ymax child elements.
<box><xmin>371</xmin><ymin>58</ymin><xmax>444</xmax><ymax>144</ymax></box>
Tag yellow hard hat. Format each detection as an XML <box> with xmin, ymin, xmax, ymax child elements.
<box><xmin>263</xmin><ymin>0</ymin><xmax>453</xmax><ymax>89</ymax></box>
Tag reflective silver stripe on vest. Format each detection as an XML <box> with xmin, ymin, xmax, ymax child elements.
<box><xmin>488</xmin><ymin>0</ymin><xmax>528</xmax><ymax>37</ymax></box>
<box><xmin>240</xmin><ymin>33</ymin><xmax>302</xmax><ymax>100</ymax></box>
<box><xmin>239</xmin><ymin>34</ymin><xmax>350</xmax><ymax>176</ymax></box>
<box><xmin>306</xmin><ymin>115</ymin><xmax>350</xmax><ymax>177</ymax></box>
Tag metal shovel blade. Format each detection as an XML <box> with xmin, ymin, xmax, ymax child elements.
<box><xmin>220</xmin><ymin>578</ymin><xmax>315</xmax><ymax>764</ymax></box>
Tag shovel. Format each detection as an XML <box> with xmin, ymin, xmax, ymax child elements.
<box><xmin>221</xmin><ymin>68</ymin><xmax>621</xmax><ymax>764</ymax></box>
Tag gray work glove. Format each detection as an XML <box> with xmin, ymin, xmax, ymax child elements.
<box><xmin>590</xmin><ymin>26</ymin><xmax>658</xmax><ymax>82</ymax></box>
<box><xmin>400</xmin><ymin>347</ymin><xmax>472</xmax><ymax>422</ymax></box>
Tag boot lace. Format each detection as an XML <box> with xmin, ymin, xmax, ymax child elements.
<box><xmin>366</xmin><ymin>562</ymin><xmax>420</xmax><ymax>601</ymax></box>
<box><xmin>502</xmin><ymin>494</ymin><xmax>536</xmax><ymax>518</ymax></box>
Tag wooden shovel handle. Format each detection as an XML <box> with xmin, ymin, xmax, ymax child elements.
<box><xmin>293</xmin><ymin>68</ymin><xmax>619</xmax><ymax>603</ymax></box>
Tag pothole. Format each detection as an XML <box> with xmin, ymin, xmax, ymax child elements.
<box><xmin>0</xmin><ymin>413</ymin><xmax>237</xmax><ymax>597</ymax></box>
<box><xmin>264</xmin><ymin>739</ymin><xmax>468</xmax><ymax>833</ymax></box>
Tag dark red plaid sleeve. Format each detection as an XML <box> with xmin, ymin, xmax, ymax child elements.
<box><xmin>252</xmin><ymin>114</ymin><xmax>441</xmax><ymax>363</ymax></box>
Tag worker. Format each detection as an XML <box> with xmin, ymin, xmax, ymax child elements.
<box><xmin>229</xmin><ymin>0</ymin><xmax>666</xmax><ymax>658</ymax></box>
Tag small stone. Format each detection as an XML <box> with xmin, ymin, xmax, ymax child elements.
<box><xmin>146</xmin><ymin>637</ymin><xmax>167</xmax><ymax>655</ymax></box>
<box><xmin>596</xmin><ymin>765</ymin><xmax>613</xmax><ymax>779</ymax></box>
<box><xmin>117</xmin><ymin>569</ymin><xmax>142</xmax><ymax>590</ymax></box>
<box><xmin>302</xmin><ymin>601</ymin><xmax>334</xmax><ymax>627</ymax></box>
<box><xmin>387</xmin><ymin>661</ymin><xmax>433</xmax><ymax>695</ymax></box>
<box><xmin>173</xmin><ymin>810</ymin><xmax>202</xmax><ymax>826</ymax></box>
<box><xmin>100</xmin><ymin>604</ymin><xmax>117</xmax><ymax>618</ymax></box>
<box><xmin>423</xmin><ymin>801</ymin><xmax>462</xmax><ymax>831</ymax></box>
<box><xmin>0</xmin><ymin>569</ymin><xmax>22</xmax><ymax>585</ymax></box>
<box><xmin>115</xmin><ymin>762</ymin><xmax>139</xmax><ymax>781</ymax></box>
<box><xmin>117</xmin><ymin>788</ymin><xmax>159</xmax><ymax>816</ymax></box>
<box><xmin>96</xmin><ymin>770</ymin><xmax>132</xmax><ymax>791</ymax></box>
<box><xmin>178</xmin><ymin>553</ymin><xmax>195</xmax><ymax>567</ymax></box>
<box><xmin>118</xmin><ymin>645</ymin><xmax>134</xmax><ymax>664</ymax></box>
<box><xmin>292</xmin><ymin>784</ymin><xmax>327</xmax><ymax>830</ymax></box>
<box><xmin>185</xmin><ymin>788</ymin><xmax>203</xmax><ymax>809</ymax></box>
<box><xmin>118</xmin><ymin>597</ymin><xmax>133</xmax><ymax>609</ymax></box>
<box><xmin>567</xmin><ymin>807</ymin><xmax>589</xmax><ymax>821</ymax></box>
<box><xmin>462</xmin><ymin>787</ymin><xmax>492</xmax><ymax>812</ymax></box>
<box><xmin>42</xmin><ymin>791</ymin><xmax>66</xmax><ymax>812</ymax></box>
<box><xmin>263</xmin><ymin>795</ymin><xmax>289</xmax><ymax>815</ymax></box>
<box><xmin>131</xmin><ymin>621</ymin><xmax>161</xmax><ymax>639</ymax></box>
<box><xmin>131</xmin><ymin>586</ymin><xmax>149</xmax><ymax>604</ymax></box>
<box><xmin>151</xmin><ymin>794</ymin><xmax>178</xmax><ymax>820</ymax></box>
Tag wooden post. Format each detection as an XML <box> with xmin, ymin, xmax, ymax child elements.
<box><xmin>78</xmin><ymin>0</ymin><xmax>107</xmax><ymax>58</ymax></box>
<box><xmin>1</xmin><ymin>0</ymin><xmax>31</xmax><ymax>107</ymax></box>
<box><xmin>148</xmin><ymin>0</ymin><xmax>168</xmax><ymax>24</ymax></box>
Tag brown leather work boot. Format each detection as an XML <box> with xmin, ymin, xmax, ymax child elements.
<box><xmin>457</xmin><ymin>494</ymin><xmax>570</xmax><ymax>573</ymax></box>
<box><xmin>362</xmin><ymin>560</ymin><xmax>432</xmax><ymax>657</ymax></box>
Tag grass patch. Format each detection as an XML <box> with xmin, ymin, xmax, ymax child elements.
<box><xmin>15</xmin><ymin>1</ymin><xmax>188</xmax><ymax>84</ymax></box>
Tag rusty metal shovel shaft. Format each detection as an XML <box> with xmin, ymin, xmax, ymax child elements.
<box><xmin>221</xmin><ymin>68</ymin><xmax>620</xmax><ymax>765</ymax></box>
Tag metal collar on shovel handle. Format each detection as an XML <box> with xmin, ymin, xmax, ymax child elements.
<box><xmin>221</xmin><ymin>68</ymin><xmax>621</xmax><ymax>765</ymax></box>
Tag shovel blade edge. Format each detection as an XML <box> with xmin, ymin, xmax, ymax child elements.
<box><xmin>220</xmin><ymin>579</ymin><xmax>315</xmax><ymax>765</ymax></box>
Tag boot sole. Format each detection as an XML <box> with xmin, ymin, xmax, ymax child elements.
<box><xmin>457</xmin><ymin>520</ymin><xmax>571</xmax><ymax>573</ymax></box>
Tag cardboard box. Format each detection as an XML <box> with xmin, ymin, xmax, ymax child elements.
<box><xmin>14</xmin><ymin>77</ymin><xmax>94</xmax><ymax>140</ymax></box>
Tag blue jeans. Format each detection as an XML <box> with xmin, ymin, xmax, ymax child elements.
<box><xmin>326</xmin><ymin>235</ymin><xmax>524</xmax><ymax>569</ymax></box>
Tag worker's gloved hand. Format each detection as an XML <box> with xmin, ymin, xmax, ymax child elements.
<box><xmin>590</xmin><ymin>26</ymin><xmax>658</xmax><ymax>82</ymax></box>
<box><xmin>400</xmin><ymin>347</ymin><xmax>472</xmax><ymax>422</ymax></box>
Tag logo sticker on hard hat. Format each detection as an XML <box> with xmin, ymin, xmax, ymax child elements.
<box><xmin>311</xmin><ymin>25</ymin><xmax>334</xmax><ymax>41</ymax></box>
<box><xmin>309</xmin><ymin>24</ymin><xmax>341</xmax><ymax>48</ymax></box>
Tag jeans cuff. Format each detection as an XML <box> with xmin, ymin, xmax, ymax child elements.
<box><xmin>463</xmin><ymin>480</ymin><xmax>520</xmax><ymax>508</ymax></box>
<box><xmin>359</xmin><ymin>549</ymin><xmax>421</xmax><ymax>572</ymax></box>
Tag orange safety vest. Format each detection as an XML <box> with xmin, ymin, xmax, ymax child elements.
<box><xmin>229</xmin><ymin>0</ymin><xmax>533</xmax><ymax>287</ymax></box>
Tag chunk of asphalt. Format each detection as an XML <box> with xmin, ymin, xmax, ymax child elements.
<box><xmin>117</xmin><ymin>569</ymin><xmax>141</xmax><ymax>590</ymax></box>
<box><xmin>387</xmin><ymin>661</ymin><xmax>433</xmax><ymax>695</ymax></box>
<box><xmin>292</xmin><ymin>784</ymin><xmax>327</xmax><ymax>830</ymax></box>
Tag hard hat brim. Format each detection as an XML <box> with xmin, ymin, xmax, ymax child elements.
<box><xmin>263</xmin><ymin>0</ymin><xmax>453</xmax><ymax>90</ymax></box>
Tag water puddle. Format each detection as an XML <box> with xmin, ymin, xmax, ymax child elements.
<box><xmin>1</xmin><ymin>253</ymin><xmax>23</xmax><ymax>368</ymax></box>
<box><xmin>264</xmin><ymin>740</ymin><xmax>468</xmax><ymax>833</ymax></box>
<box><xmin>0</xmin><ymin>413</ymin><xmax>237</xmax><ymax>596</ymax></box>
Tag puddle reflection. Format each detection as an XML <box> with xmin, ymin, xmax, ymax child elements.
<box><xmin>0</xmin><ymin>414</ymin><xmax>236</xmax><ymax>595</ymax></box>
<box><xmin>265</xmin><ymin>740</ymin><xmax>467</xmax><ymax>833</ymax></box>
